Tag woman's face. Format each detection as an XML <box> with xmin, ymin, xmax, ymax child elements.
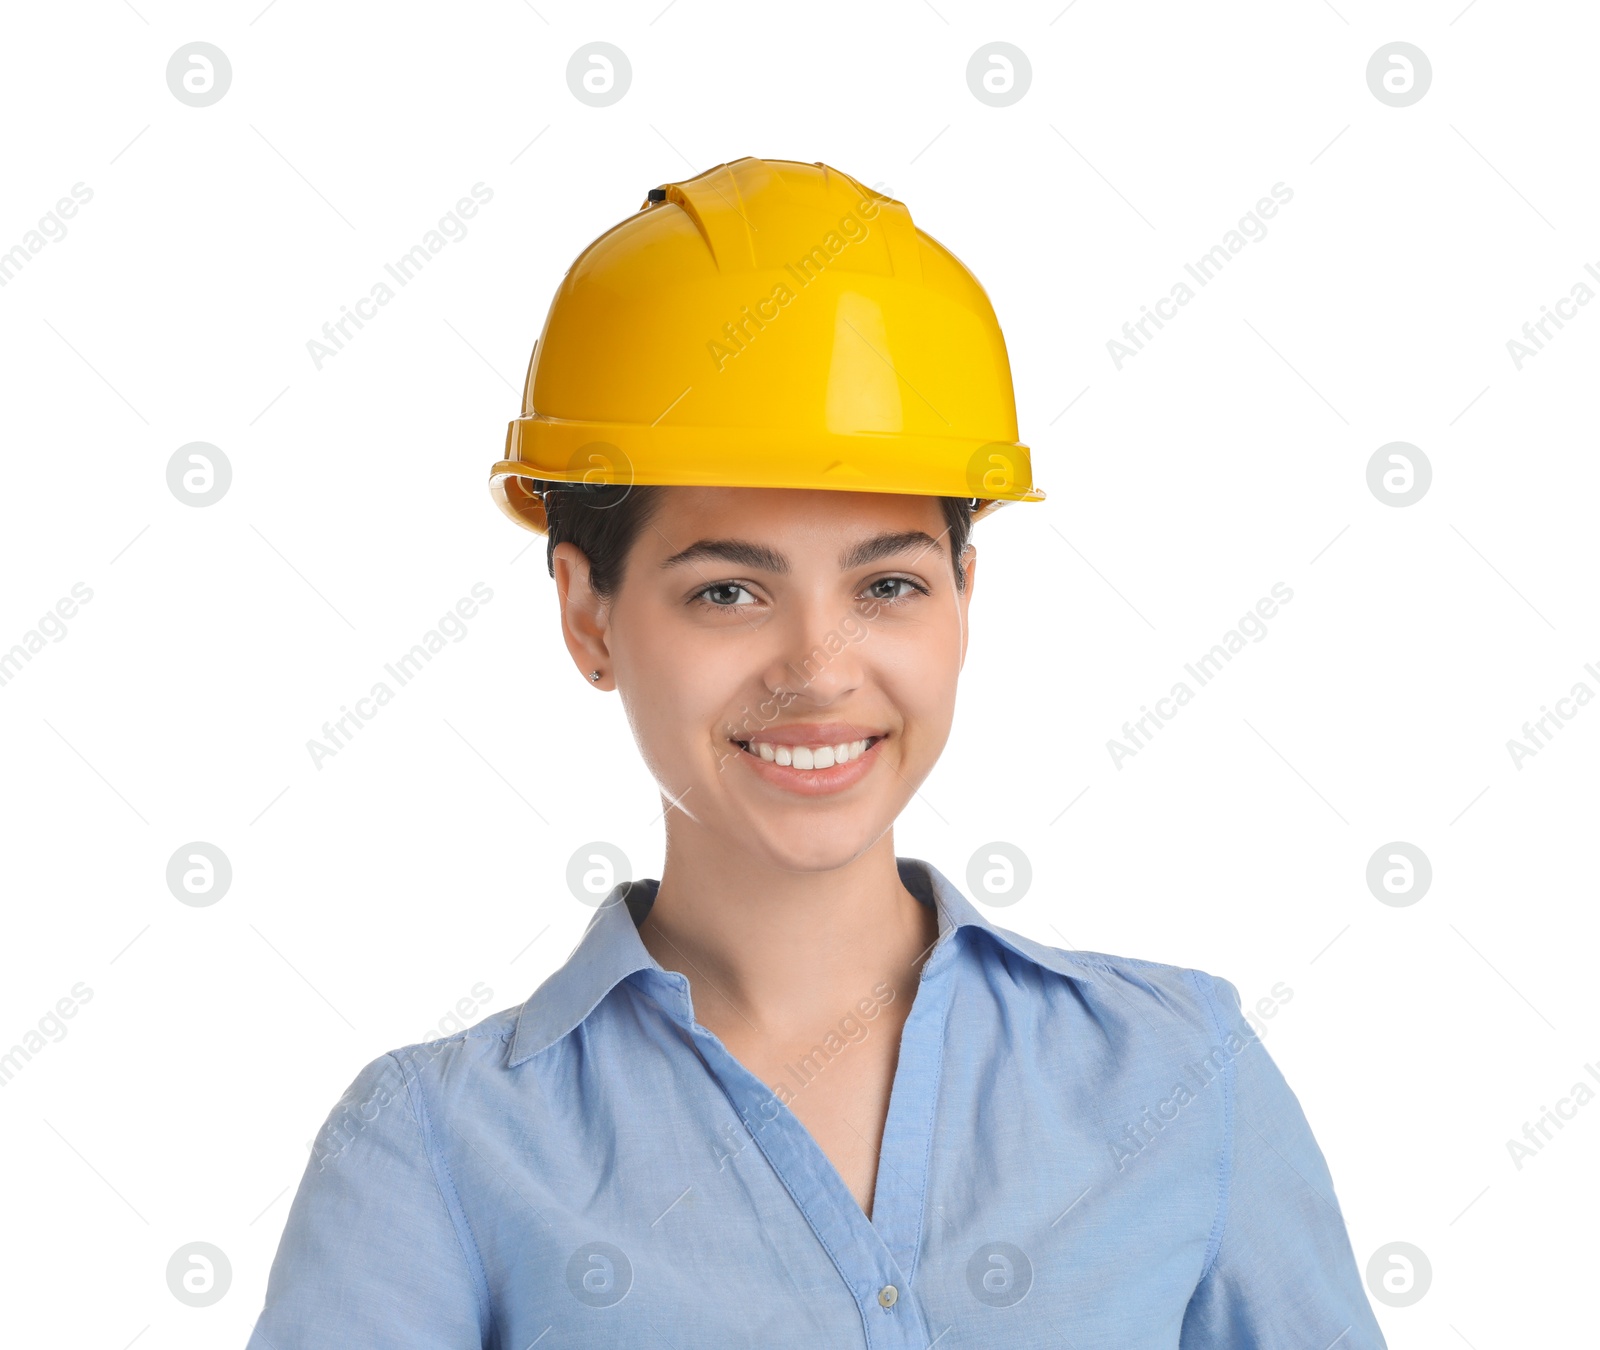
<box><xmin>554</xmin><ymin>487</ymin><xmax>976</xmax><ymax>874</ymax></box>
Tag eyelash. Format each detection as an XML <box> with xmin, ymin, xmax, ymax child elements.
<box><xmin>690</xmin><ymin>575</ymin><xmax>930</xmax><ymax>611</ymax></box>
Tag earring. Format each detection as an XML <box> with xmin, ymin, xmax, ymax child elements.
<box><xmin>590</xmin><ymin>670</ymin><xmax>602</xmax><ymax>682</ymax></box>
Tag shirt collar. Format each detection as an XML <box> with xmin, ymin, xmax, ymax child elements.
<box><xmin>508</xmin><ymin>855</ymin><xmax>1087</xmax><ymax>1067</ymax></box>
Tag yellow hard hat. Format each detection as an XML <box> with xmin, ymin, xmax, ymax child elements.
<box><xmin>489</xmin><ymin>156</ymin><xmax>1045</xmax><ymax>535</ymax></box>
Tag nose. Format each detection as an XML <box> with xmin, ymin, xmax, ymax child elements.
<box><xmin>761</xmin><ymin>592</ymin><xmax>868</xmax><ymax>707</ymax></box>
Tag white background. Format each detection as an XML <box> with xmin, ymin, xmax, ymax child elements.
<box><xmin>2</xmin><ymin>1</ymin><xmax>1595</xmax><ymax>1345</ymax></box>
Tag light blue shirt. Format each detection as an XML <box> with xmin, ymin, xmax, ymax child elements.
<box><xmin>246</xmin><ymin>857</ymin><xmax>1386</xmax><ymax>1347</ymax></box>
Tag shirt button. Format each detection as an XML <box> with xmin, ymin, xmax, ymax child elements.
<box><xmin>877</xmin><ymin>1284</ymin><xmax>898</xmax><ymax>1309</ymax></box>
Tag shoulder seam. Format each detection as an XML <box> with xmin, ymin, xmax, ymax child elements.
<box><xmin>1088</xmin><ymin>951</ymin><xmax>1200</xmax><ymax>974</ymax></box>
<box><xmin>397</xmin><ymin>1024</ymin><xmax>518</xmax><ymax>1058</ymax></box>
<box><xmin>1185</xmin><ymin>968</ymin><xmax>1234</xmax><ymax>1288</ymax></box>
<box><xmin>970</xmin><ymin>922</ymin><xmax>1207</xmax><ymax>985</ymax></box>
<box><xmin>392</xmin><ymin>1049</ymin><xmax>494</xmax><ymax>1338</ymax></box>
<box><xmin>1013</xmin><ymin>941</ymin><xmax>1202</xmax><ymax>979</ymax></box>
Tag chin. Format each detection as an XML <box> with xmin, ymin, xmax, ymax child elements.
<box><xmin>737</xmin><ymin>825</ymin><xmax>887</xmax><ymax>876</ymax></box>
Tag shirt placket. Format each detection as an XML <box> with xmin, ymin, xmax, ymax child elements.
<box><xmin>654</xmin><ymin>942</ymin><xmax>960</xmax><ymax>1350</ymax></box>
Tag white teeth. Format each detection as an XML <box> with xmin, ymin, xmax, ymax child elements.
<box><xmin>745</xmin><ymin>737</ymin><xmax>875</xmax><ymax>770</ymax></box>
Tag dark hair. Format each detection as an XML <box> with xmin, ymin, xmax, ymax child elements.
<box><xmin>534</xmin><ymin>483</ymin><xmax>979</xmax><ymax>602</ymax></box>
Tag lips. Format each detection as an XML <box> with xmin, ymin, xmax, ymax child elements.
<box><xmin>734</xmin><ymin>735</ymin><xmax>881</xmax><ymax>769</ymax></box>
<box><xmin>727</xmin><ymin>727</ymin><xmax>888</xmax><ymax>789</ymax></box>
<box><xmin>732</xmin><ymin>722</ymin><xmax>886</xmax><ymax>747</ymax></box>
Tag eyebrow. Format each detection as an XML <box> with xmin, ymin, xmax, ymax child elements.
<box><xmin>657</xmin><ymin>530</ymin><xmax>945</xmax><ymax>574</ymax></box>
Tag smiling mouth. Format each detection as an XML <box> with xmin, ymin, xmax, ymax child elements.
<box><xmin>730</xmin><ymin>734</ymin><xmax>885</xmax><ymax>771</ymax></box>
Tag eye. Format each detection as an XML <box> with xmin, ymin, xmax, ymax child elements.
<box><xmin>861</xmin><ymin>575</ymin><xmax>929</xmax><ymax>606</ymax></box>
<box><xmin>691</xmin><ymin>581</ymin><xmax>759</xmax><ymax>609</ymax></box>
<box><xmin>690</xmin><ymin>575</ymin><xmax>930</xmax><ymax>612</ymax></box>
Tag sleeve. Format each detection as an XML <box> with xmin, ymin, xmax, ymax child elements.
<box><xmin>1179</xmin><ymin>974</ymin><xmax>1389</xmax><ymax>1350</ymax></box>
<box><xmin>245</xmin><ymin>1051</ymin><xmax>488</xmax><ymax>1349</ymax></box>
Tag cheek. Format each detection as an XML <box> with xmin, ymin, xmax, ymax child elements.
<box><xmin>621</xmin><ymin>620</ymin><xmax>739</xmax><ymax>747</ymax></box>
<box><xmin>878</xmin><ymin>637</ymin><xmax>961</xmax><ymax>733</ymax></box>
<box><xmin>907</xmin><ymin>678</ymin><xmax>960</xmax><ymax>740</ymax></box>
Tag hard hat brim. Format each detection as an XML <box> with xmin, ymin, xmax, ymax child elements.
<box><xmin>489</xmin><ymin>416</ymin><xmax>1045</xmax><ymax>535</ymax></box>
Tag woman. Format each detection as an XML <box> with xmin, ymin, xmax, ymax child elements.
<box><xmin>247</xmin><ymin>158</ymin><xmax>1387</xmax><ymax>1347</ymax></box>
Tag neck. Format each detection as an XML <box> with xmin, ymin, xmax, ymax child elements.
<box><xmin>636</xmin><ymin>830</ymin><xmax>940</xmax><ymax>1042</ymax></box>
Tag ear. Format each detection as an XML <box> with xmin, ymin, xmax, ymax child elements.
<box><xmin>551</xmin><ymin>541</ymin><xmax>612</xmax><ymax>689</ymax></box>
